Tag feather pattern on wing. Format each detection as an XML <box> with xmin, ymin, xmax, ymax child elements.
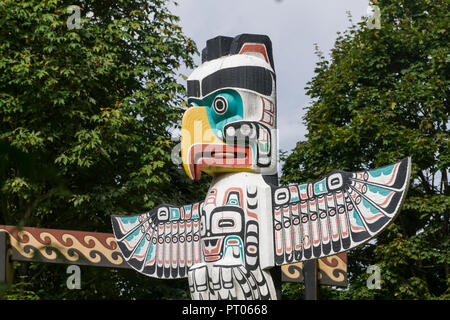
<box><xmin>111</xmin><ymin>202</ymin><xmax>204</xmax><ymax>279</ymax></box>
<box><xmin>272</xmin><ymin>157</ymin><xmax>411</xmax><ymax>265</ymax></box>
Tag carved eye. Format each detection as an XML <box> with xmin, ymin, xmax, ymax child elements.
<box><xmin>218</xmin><ymin>218</ymin><xmax>235</xmax><ymax>228</ymax></box>
<box><xmin>213</xmin><ymin>96</ymin><xmax>228</xmax><ymax>115</ymax></box>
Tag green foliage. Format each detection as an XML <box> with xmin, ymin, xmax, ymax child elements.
<box><xmin>0</xmin><ymin>0</ymin><xmax>210</xmax><ymax>299</ymax></box>
<box><xmin>281</xmin><ymin>0</ymin><xmax>449</xmax><ymax>299</ymax></box>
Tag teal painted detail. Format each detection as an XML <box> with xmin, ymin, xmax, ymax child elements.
<box><xmin>362</xmin><ymin>198</ymin><xmax>381</xmax><ymax>214</ymax></box>
<box><xmin>184</xmin><ymin>205</ymin><xmax>192</xmax><ymax>217</ymax></box>
<box><xmin>250</xmin><ymin>144</ymin><xmax>257</xmax><ymax>164</ymax></box>
<box><xmin>290</xmin><ymin>193</ymin><xmax>299</xmax><ymax>202</ymax></box>
<box><xmin>135</xmin><ymin>237</ymin><xmax>146</xmax><ymax>253</ymax></box>
<box><xmin>170</xmin><ymin>207</ymin><xmax>180</xmax><ymax>220</ymax></box>
<box><xmin>298</xmin><ymin>184</ymin><xmax>307</xmax><ymax>192</ymax></box>
<box><xmin>368</xmin><ymin>163</ymin><xmax>395</xmax><ymax>177</ymax></box>
<box><xmin>191</xmin><ymin>208</ymin><xmax>200</xmax><ymax>219</ymax></box>
<box><xmin>125</xmin><ymin>227</ymin><xmax>141</xmax><ymax>242</ymax></box>
<box><xmin>313</xmin><ymin>178</ymin><xmax>327</xmax><ymax>195</ymax></box>
<box><xmin>351</xmin><ymin>209</ymin><xmax>365</xmax><ymax>227</ymax></box>
<box><xmin>224</xmin><ymin>236</ymin><xmax>244</xmax><ymax>263</ymax></box>
<box><xmin>258</xmin><ymin>141</ymin><xmax>269</xmax><ymax>153</ymax></box>
<box><xmin>119</xmin><ymin>216</ymin><xmax>138</xmax><ymax>225</ymax></box>
<box><xmin>226</xmin><ymin>194</ymin><xmax>239</xmax><ymax>206</ymax></box>
<box><xmin>368</xmin><ymin>185</ymin><xmax>392</xmax><ymax>196</ymax></box>
<box><xmin>188</xmin><ymin>89</ymin><xmax>244</xmax><ymax>140</ymax></box>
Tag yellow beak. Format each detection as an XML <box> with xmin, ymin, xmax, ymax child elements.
<box><xmin>181</xmin><ymin>107</ymin><xmax>224</xmax><ymax>180</ymax></box>
<box><xmin>181</xmin><ymin>107</ymin><xmax>254</xmax><ymax>180</ymax></box>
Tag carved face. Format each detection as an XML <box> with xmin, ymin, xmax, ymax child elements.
<box><xmin>199</xmin><ymin>188</ymin><xmax>245</xmax><ymax>263</ymax></box>
<box><xmin>180</xmin><ymin>35</ymin><xmax>277</xmax><ymax>180</ymax></box>
<box><xmin>188</xmin><ymin>183</ymin><xmax>276</xmax><ymax>300</ymax></box>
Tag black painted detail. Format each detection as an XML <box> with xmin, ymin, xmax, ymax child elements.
<box><xmin>201</xmin><ymin>34</ymin><xmax>275</xmax><ymax>71</ymax></box>
<box><xmin>187</xmin><ymin>80</ymin><xmax>200</xmax><ymax>98</ymax></box>
<box><xmin>202</xmin><ymin>36</ymin><xmax>234</xmax><ymax>63</ymax></box>
<box><xmin>223</xmin><ymin>120</ymin><xmax>272</xmax><ymax>168</ymax></box>
<box><xmin>202</xmin><ymin>66</ymin><xmax>273</xmax><ymax>97</ymax></box>
<box><xmin>229</xmin><ymin>33</ymin><xmax>275</xmax><ymax>70</ymax></box>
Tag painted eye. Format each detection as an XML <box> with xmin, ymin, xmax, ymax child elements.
<box><xmin>213</xmin><ymin>96</ymin><xmax>228</xmax><ymax>115</ymax></box>
<box><xmin>218</xmin><ymin>218</ymin><xmax>235</xmax><ymax>228</ymax></box>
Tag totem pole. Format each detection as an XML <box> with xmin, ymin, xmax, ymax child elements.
<box><xmin>111</xmin><ymin>34</ymin><xmax>411</xmax><ymax>300</ymax></box>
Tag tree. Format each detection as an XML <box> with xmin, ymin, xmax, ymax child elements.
<box><xmin>281</xmin><ymin>0</ymin><xmax>449</xmax><ymax>299</ymax></box>
<box><xmin>0</xmin><ymin>0</ymin><xmax>210</xmax><ymax>299</ymax></box>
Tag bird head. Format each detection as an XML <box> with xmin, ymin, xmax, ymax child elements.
<box><xmin>181</xmin><ymin>34</ymin><xmax>278</xmax><ymax>180</ymax></box>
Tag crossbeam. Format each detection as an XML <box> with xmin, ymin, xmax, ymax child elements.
<box><xmin>0</xmin><ymin>225</ymin><xmax>347</xmax><ymax>288</ymax></box>
<box><xmin>0</xmin><ymin>225</ymin><xmax>129</xmax><ymax>269</ymax></box>
<box><xmin>282</xmin><ymin>253</ymin><xmax>348</xmax><ymax>287</ymax></box>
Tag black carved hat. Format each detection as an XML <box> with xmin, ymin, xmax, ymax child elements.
<box><xmin>201</xmin><ymin>33</ymin><xmax>275</xmax><ymax>70</ymax></box>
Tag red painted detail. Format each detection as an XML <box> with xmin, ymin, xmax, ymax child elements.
<box><xmin>222</xmin><ymin>187</ymin><xmax>244</xmax><ymax>206</ymax></box>
<box><xmin>260</xmin><ymin>97</ymin><xmax>275</xmax><ymax>126</ymax></box>
<box><xmin>313</xmin><ymin>222</ymin><xmax>320</xmax><ymax>245</ymax></box>
<box><xmin>202</xmin><ymin>237</ymin><xmax>223</xmax><ymax>256</ymax></box>
<box><xmin>378</xmin><ymin>192</ymin><xmax>395</xmax><ymax>207</ymax></box>
<box><xmin>275</xmin><ymin>233</ymin><xmax>283</xmax><ymax>254</ymax></box>
<box><xmin>206</xmin><ymin>188</ymin><xmax>217</xmax><ymax>206</ymax></box>
<box><xmin>205</xmin><ymin>255</ymin><xmax>220</xmax><ymax>262</ymax></box>
<box><xmin>239</xmin><ymin>43</ymin><xmax>270</xmax><ymax>64</ymax></box>
<box><xmin>308</xmin><ymin>184</ymin><xmax>313</xmax><ymax>198</ymax></box>
<box><xmin>188</xmin><ymin>144</ymin><xmax>252</xmax><ymax>180</ymax></box>
<box><xmin>321</xmin><ymin>220</ymin><xmax>329</xmax><ymax>242</ymax></box>
<box><xmin>247</xmin><ymin>210</ymin><xmax>258</xmax><ymax>220</ymax></box>
<box><xmin>386</xmin><ymin>162</ymin><xmax>400</xmax><ymax>185</ymax></box>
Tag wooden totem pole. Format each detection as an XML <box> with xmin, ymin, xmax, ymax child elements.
<box><xmin>111</xmin><ymin>34</ymin><xmax>412</xmax><ymax>300</ymax></box>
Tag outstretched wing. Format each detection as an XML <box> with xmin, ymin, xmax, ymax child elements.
<box><xmin>272</xmin><ymin>157</ymin><xmax>411</xmax><ymax>265</ymax></box>
<box><xmin>111</xmin><ymin>201</ymin><xmax>204</xmax><ymax>279</ymax></box>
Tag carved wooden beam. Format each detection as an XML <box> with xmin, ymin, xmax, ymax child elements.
<box><xmin>0</xmin><ymin>231</ymin><xmax>13</xmax><ymax>284</ymax></box>
<box><xmin>0</xmin><ymin>225</ymin><xmax>130</xmax><ymax>269</ymax></box>
<box><xmin>0</xmin><ymin>225</ymin><xmax>347</xmax><ymax>289</ymax></box>
<box><xmin>281</xmin><ymin>252</ymin><xmax>348</xmax><ymax>287</ymax></box>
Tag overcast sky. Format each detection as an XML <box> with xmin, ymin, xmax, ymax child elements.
<box><xmin>169</xmin><ymin>0</ymin><xmax>371</xmax><ymax>154</ymax></box>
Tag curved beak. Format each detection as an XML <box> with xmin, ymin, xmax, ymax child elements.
<box><xmin>181</xmin><ymin>107</ymin><xmax>252</xmax><ymax>180</ymax></box>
